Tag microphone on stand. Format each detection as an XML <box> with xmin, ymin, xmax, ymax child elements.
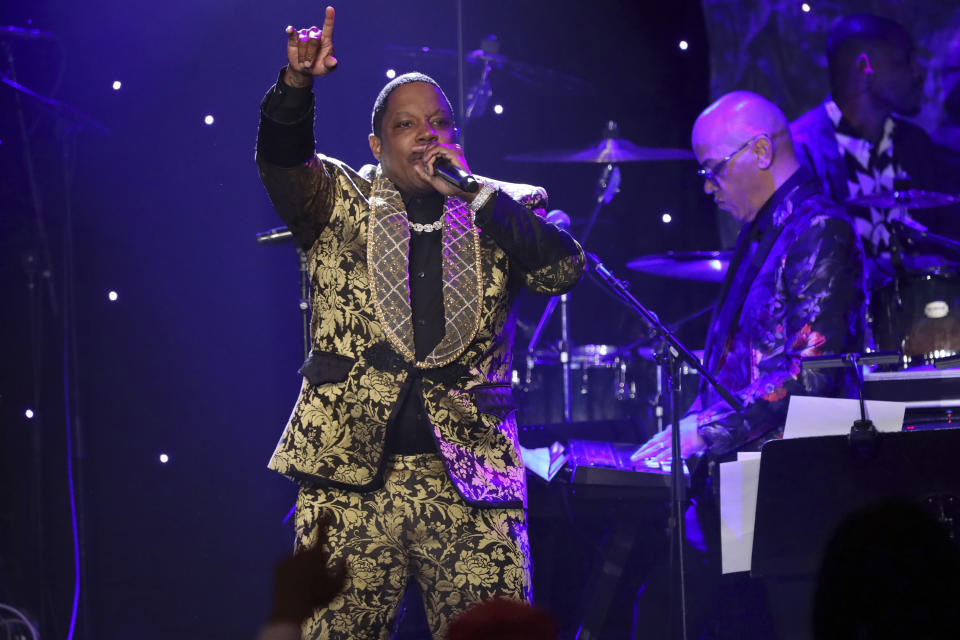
<box><xmin>546</xmin><ymin>209</ymin><xmax>571</xmax><ymax>232</ymax></box>
<box><xmin>255</xmin><ymin>226</ymin><xmax>293</xmax><ymax>245</ymax></box>
<box><xmin>434</xmin><ymin>157</ymin><xmax>479</xmax><ymax>193</ymax></box>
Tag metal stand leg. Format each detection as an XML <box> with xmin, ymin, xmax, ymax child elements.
<box><xmin>560</xmin><ymin>293</ymin><xmax>572</xmax><ymax>422</ymax></box>
<box><xmin>297</xmin><ymin>248</ymin><xmax>311</xmax><ymax>360</ymax></box>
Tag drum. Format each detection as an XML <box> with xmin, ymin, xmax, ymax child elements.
<box><xmin>512</xmin><ymin>344</ymin><xmax>702</xmax><ymax>426</ymax></box>
<box><xmin>870</xmin><ymin>273</ymin><xmax>960</xmax><ymax>365</ymax></box>
<box><xmin>513</xmin><ymin>344</ymin><xmax>640</xmax><ymax>425</ymax></box>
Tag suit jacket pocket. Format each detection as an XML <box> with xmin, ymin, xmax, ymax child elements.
<box><xmin>298</xmin><ymin>350</ymin><xmax>355</xmax><ymax>385</ymax></box>
<box><xmin>470</xmin><ymin>384</ymin><xmax>518</xmax><ymax>421</ymax></box>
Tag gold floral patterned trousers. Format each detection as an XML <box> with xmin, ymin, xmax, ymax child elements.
<box><xmin>294</xmin><ymin>453</ymin><xmax>531</xmax><ymax>640</ymax></box>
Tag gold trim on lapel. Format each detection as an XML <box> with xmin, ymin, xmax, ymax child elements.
<box><xmin>367</xmin><ymin>166</ymin><xmax>482</xmax><ymax>369</ymax></box>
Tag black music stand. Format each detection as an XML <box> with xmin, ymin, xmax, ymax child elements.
<box><xmin>751</xmin><ymin>428</ymin><xmax>960</xmax><ymax>639</ymax></box>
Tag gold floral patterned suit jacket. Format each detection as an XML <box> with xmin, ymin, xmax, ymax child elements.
<box><xmin>257</xmin><ymin>153</ymin><xmax>584</xmax><ymax>508</ymax></box>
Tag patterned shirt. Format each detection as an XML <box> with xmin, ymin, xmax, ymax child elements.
<box><xmin>696</xmin><ymin>169</ymin><xmax>866</xmax><ymax>457</ymax></box>
<box><xmin>825</xmin><ymin>99</ymin><xmax>913</xmax><ymax>256</ymax></box>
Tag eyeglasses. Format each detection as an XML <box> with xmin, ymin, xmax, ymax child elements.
<box><xmin>697</xmin><ymin>134</ymin><xmax>763</xmax><ymax>185</ymax></box>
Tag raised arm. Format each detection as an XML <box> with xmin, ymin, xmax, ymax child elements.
<box><xmin>256</xmin><ymin>7</ymin><xmax>340</xmax><ymax>250</ymax></box>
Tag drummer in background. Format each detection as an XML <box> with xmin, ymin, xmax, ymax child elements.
<box><xmin>631</xmin><ymin>91</ymin><xmax>866</xmax><ymax>638</ymax></box>
<box><xmin>791</xmin><ymin>13</ymin><xmax>960</xmax><ymax>260</ymax></box>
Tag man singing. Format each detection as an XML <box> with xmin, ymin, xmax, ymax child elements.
<box><xmin>255</xmin><ymin>7</ymin><xmax>584</xmax><ymax>639</ymax></box>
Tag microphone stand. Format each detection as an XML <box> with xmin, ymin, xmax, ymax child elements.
<box><xmin>253</xmin><ymin>227</ymin><xmax>312</xmax><ymax>360</ymax></box>
<box><xmin>586</xmin><ymin>251</ymin><xmax>742</xmax><ymax>640</ymax></box>
<box><xmin>296</xmin><ymin>248</ymin><xmax>311</xmax><ymax>360</ymax></box>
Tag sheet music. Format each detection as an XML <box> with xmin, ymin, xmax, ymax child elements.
<box><xmin>719</xmin><ymin>396</ymin><xmax>905</xmax><ymax>573</ymax></box>
<box><xmin>782</xmin><ymin>396</ymin><xmax>905</xmax><ymax>439</ymax></box>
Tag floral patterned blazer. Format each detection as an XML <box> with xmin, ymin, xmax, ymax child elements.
<box><xmin>255</xmin><ymin>88</ymin><xmax>584</xmax><ymax>508</ymax></box>
<box><xmin>695</xmin><ymin>168</ymin><xmax>867</xmax><ymax>457</ymax></box>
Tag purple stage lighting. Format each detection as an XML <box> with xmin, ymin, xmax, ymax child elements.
<box><xmin>679</xmin><ymin>40</ymin><xmax>689</xmax><ymax>51</ymax></box>
<box><xmin>386</xmin><ymin>68</ymin><xmax>396</xmax><ymax>79</ymax></box>
<box><xmin>493</xmin><ymin>104</ymin><xmax>504</xmax><ymax>115</ymax></box>
<box><xmin>662</xmin><ymin>212</ymin><xmax>673</xmax><ymax>223</ymax></box>
<box><xmin>801</xmin><ymin>3</ymin><xmax>811</xmax><ymax>12</ymax></box>
<box><xmin>25</xmin><ymin>409</ymin><xmax>35</xmax><ymax>419</ymax></box>
<box><xmin>159</xmin><ymin>453</ymin><xmax>169</xmax><ymax>464</ymax></box>
<box><xmin>107</xmin><ymin>290</ymin><xmax>118</xmax><ymax>301</ymax></box>
<box><xmin>204</xmin><ymin>115</ymin><xmax>214</xmax><ymax>125</ymax></box>
<box><xmin>112</xmin><ymin>80</ymin><xmax>122</xmax><ymax>90</ymax></box>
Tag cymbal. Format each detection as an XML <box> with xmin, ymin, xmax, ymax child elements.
<box><xmin>506</xmin><ymin>137</ymin><xmax>696</xmax><ymax>163</ymax></box>
<box><xmin>385</xmin><ymin>45</ymin><xmax>593</xmax><ymax>94</ymax></box>
<box><xmin>626</xmin><ymin>251</ymin><xmax>730</xmax><ymax>282</ymax></box>
<box><xmin>846</xmin><ymin>189</ymin><xmax>957</xmax><ymax>210</ymax></box>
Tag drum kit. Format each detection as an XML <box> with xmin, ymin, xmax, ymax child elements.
<box><xmin>506</xmin><ymin>127</ymin><xmax>709</xmax><ymax>428</ymax></box>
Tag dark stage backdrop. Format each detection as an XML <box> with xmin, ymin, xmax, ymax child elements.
<box><xmin>0</xmin><ymin>1</ymin><xmax>713</xmax><ymax>638</ymax></box>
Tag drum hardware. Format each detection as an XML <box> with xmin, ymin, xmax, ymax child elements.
<box><xmin>515</xmin><ymin>345</ymin><xmax>639</xmax><ymax>425</ymax></box>
<box><xmin>505</xmin><ymin>122</ymin><xmax>695</xmax><ymax>164</ymax></box>
<box><xmin>864</xmin><ymin>215</ymin><xmax>960</xmax><ymax>366</ymax></box>
<box><xmin>385</xmin><ymin>41</ymin><xmax>594</xmax><ymax>98</ymax></box>
<box><xmin>524</xmin><ymin>132</ymin><xmax>625</xmax><ymax>422</ymax></box>
<box><xmin>626</xmin><ymin>250</ymin><xmax>731</xmax><ymax>282</ymax></box>
<box><xmin>845</xmin><ymin>190</ymin><xmax>960</xmax><ymax>367</ymax></box>
<box><xmin>886</xmin><ymin>219</ymin><xmax>960</xmax><ymax>266</ymax></box>
<box><xmin>845</xmin><ymin>189</ymin><xmax>958</xmax><ymax>210</ymax></box>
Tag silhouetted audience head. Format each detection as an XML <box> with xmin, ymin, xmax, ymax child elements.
<box><xmin>813</xmin><ymin>499</ymin><xmax>960</xmax><ymax>640</ymax></box>
<box><xmin>446</xmin><ymin>598</ymin><xmax>557</xmax><ymax>640</ymax></box>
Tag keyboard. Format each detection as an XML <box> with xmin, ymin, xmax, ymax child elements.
<box><xmin>567</xmin><ymin>439</ymin><xmax>689</xmax><ymax>489</ymax></box>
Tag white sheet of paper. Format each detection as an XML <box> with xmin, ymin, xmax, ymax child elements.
<box><xmin>783</xmin><ymin>395</ymin><xmax>905</xmax><ymax>439</ymax></box>
<box><xmin>519</xmin><ymin>443</ymin><xmax>566</xmax><ymax>482</ymax></box>
<box><xmin>719</xmin><ymin>457</ymin><xmax>762</xmax><ymax>574</ymax></box>
<box><xmin>720</xmin><ymin>395</ymin><xmax>905</xmax><ymax>574</ymax></box>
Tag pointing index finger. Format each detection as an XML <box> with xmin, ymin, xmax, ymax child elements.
<box><xmin>321</xmin><ymin>6</ymin><xmax>335</xmax><ymax>42</ymax></box>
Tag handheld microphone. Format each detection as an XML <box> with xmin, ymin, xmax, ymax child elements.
<box><xmin>434</xmin><ymin>157</ymin><xmax>479</xmax><ymax>193</ymax></box>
